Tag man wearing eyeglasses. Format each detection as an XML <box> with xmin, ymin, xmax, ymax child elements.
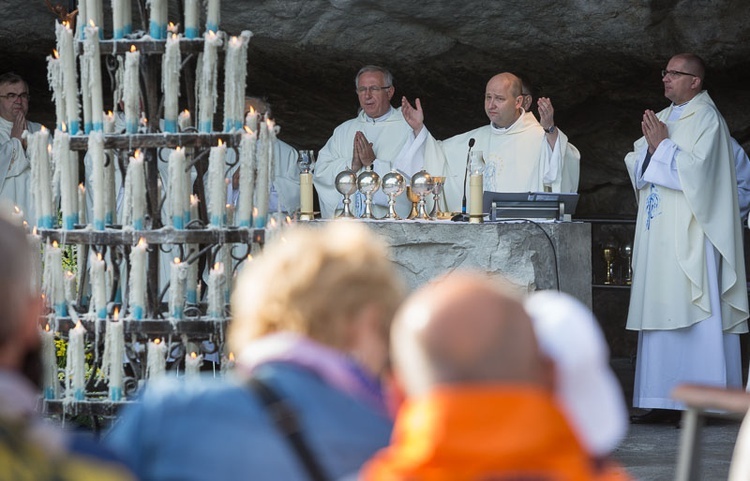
<box><xmin>0</xmin><ymin>72</ymin><xmax>43</xmax><ymax>222</ymax></box>
<box><xmin>624</xmin><ymin>53</ymin><xmax>748</xmax><ymax>424</ymax></box>
<box><xmin>314</xmin><ymin>65</ymin><xmax>422</xmax><ymax>218</ymax></box>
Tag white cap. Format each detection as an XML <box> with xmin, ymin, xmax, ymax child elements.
<box><xmin>524</xmin><ymin>290</ymin><xmax>628</xmax><ymax>457</ymax></box>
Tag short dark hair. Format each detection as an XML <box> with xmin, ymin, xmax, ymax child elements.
<box><xmin>0</xmin><ymin>72</ymin><xmax>27</xmax><ymax>89</ymax></box>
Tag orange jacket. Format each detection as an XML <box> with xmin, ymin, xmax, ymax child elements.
<box><xmin>362</xmin><ymin>385</ymin><xmax>601</xmax><ymax>481</ymax></box>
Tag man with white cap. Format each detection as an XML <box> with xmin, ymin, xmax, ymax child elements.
<box><xmin>525</xmin><ymin>290</ymin><xmax>631</xmax><ymax>479</ymax></box>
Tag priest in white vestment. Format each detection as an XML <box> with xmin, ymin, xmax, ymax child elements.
<box><xmin>400</xmin><ymin>72</ymin><xmax>580</xmax><ymax>213</ymax></box>
<box><xmin>314</xmin><ymin>66</ymin><xmax>423</xmax><ymax>218</ymax></box>
<box><xmin>0</xmin><ymin>73</ymin><xmax>43</xmax><ymax>224</ymax></box>
<box><xmin>625</xmin><ymin>54</ymin><xmax>748</xmax><ymax>420</ymax></box>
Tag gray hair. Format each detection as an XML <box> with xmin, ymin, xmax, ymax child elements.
<box><xmin>355</xmin><ymin>65</ymin><xmax>394</xmax><ymax>88</ymax></box>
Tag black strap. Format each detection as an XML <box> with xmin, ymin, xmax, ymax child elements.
<box><xmin>641</xmin><ymin>151</ymin><xmax>653</xmax><ymax>176</ymax></box>
<box><xmin>248</xmin><ymin>377</ymin><xmax>331</xmax><ymax>481</ymax></box>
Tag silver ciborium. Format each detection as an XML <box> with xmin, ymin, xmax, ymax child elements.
<box><xmin>429</xmin><ymin>176</ymin><xmax>446</xmax><ymax>219</ymax></box>
<box><xmin>381</xmin><ymin>170</ymin><xmax>405</xmax><ymax>220</ymax></box>
<box><xmin>410</xmin><ymin>170</ymin><xmax>435</xmax><ymax>220</ymax></box>
<box><xmin>357</xmin><ymin>168</ymin><xmax>381</xmax><ymax>219</ymax></box>
<box><xmin>335</xmin><ymin>169</ymin><xmax>358</xmax><ymax>218</ymax></box>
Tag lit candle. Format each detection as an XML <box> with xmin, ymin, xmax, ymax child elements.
<box><xmin>206</xmin><ymin>0</ymin><xmax>220</xmax><ymax>32</ymax></box>
<box><xmin>53</xmin><ymin>126</ymin><xmax>78</xmax><ymax>229</ymax></box>
<box><xmin>178</xmin><ymin>109</ymin><xmax>191</xmax><ymax>131</ymax></box>
<box><xmin>124</xmin><ymin>150</ymin><xmax>146</xmax><ymax>229</ymax></box>
<box><xmin>147</xmin><ymin>338</ymin><xmax>167</xmax><ymax>379</ymax></box>
<box><xmin>88</xmin><ymin>131</ymin><xmax>106</xmax><ymax>230</ymax></box>
<box><xmin>42</xmin><ymin>240</ymin><xmax>67</xmax><ymax>317</ymax></box>
<box><xmin>207</xmin><ymin>262</ymin><xmax>225</xmax><ymax>318</ymax></box>
<box><xmin>66</xmin><ymin>320</ymin><xmax>86</xmax><ymax>400</ymax></box>
<box><xmin>129</xmin><ymin>237</ymin><xmax>147</xmax><ymax>320</ymax></box>
<box><xmin>85</xmin><ymin>0</ymin><xmax>104</xmax><ymax>38</ymax></box>
<box><xmin>103</xmin><ymin>112</ymin><xmax>116</xmax><ymax>225</ymax></box>
<box><xmin>124</xmin><ymin>46</ymin><xmax>140</xmax><ymax>134</ymax></box>
<box><xmin>162</xmin><ymin>33</ymin><xmax>181</xmax><ymax>133</ymax></box>
<box><xmin>168</xmin><ymin>147</ymin><xmax>188</xmax><ymax>228</ymax></box>
<box><xmin>207</xmin><ymin>140</ymin><xmax>227</xmax><ymax>227</ymax></box>
<box><xmin>56</xmin><ymin>22</ymin><xmax>80</xmax><ymax>134</ymax></box>
<box><xmin>169</xmin><ymin>257</ymin><xmax>186</xmax><ymax>319</ymax></box>
<box><xmin>223</xmin><ymin>32</ymin><xmax>252</xmax><ymax>132</ymax></box>
<box><xmin>220</xmin><ymin>351</ymin><xmax>235</xmax><ymax>377</ymax></box>
<box><xmin>26</xmin><ymin>127</ymin><xmax>54</xmax><ymax>228</ymax></box>
<box><xmin>225</xmin><ymin>203</ymin><xmax>234</xmax><ymax>225</ymax></box>
<box><xmin>184</xmin><ymin>0</ymin><xmax>199</xmax><ymax>38</ymax></box>
<box><xmin>237</xmin><ymin>126</ymin><xmax>256</xmax><ymax>227</ymax></box>
<box><xmin>197</xmin><ymin>30</ymin><xmax>223</xmax><ymax>133</ymax></box>
<box><xmin>185</xmin><ymin>351</ymin><xmax>202</xmax><ymax>379</ymax></box>
<box><xmin>83</xmin><ymin>22</ymin><xmax>104</xmax><ymax>132</ymax></box>
<box><xmin>102</xmin><ymin>310</ymin><xmax>124</xmax><ymax>401</ymax></box>
<box><xmin>90</xmin><ymin>251</ymin><xmax>107</xmax><ymax>319</ymax></box>
<box><xmin>47</xmin><ymin>50</ymin><xmax>65</xmax><ymax>131</ymax></box>
<box><xmin>41</xmin><ymin>324</ymin><xmax>58</xmax><ymax>400</ymax></box>
<box><xmin>64</xmin><ymin>270</ymin><xmax>76</xmax><ymax>306</ymax></box>
<box><xmin>148</xmin><ymin>0</ymin><xmax>167</xmax><ymax>39</ymax></box>
<box><xmin>244</xmin><ymin>108</ymin><xmax>259</xmax><ymax>132</ymax></box>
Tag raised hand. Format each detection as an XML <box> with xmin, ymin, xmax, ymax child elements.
<box><xmin>401</xmin><ymin>96</ymin><xmax>424</xmax><ymax>135</ymax></box>
<box><xmin>537</xmin><ymin>97</ymin><xmax>555</xmax><ymax>131</ymax></box>
<box><xmin>641</xmin><ymin>110</ymin><xmax>668</xmax><ymax>154</ymax></box>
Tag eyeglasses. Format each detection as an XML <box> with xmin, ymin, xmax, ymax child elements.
<box><xmin>356</xmin><ymin>86</ymin><xmax>392</xmax><ymax>95</ymax></box>
<box><xmin>0</xmin><ymin>92</ymin><xmax>30</xmax><ymax>101</ymax></box>
<box><xmin>661</xmin><ymin>70</ymin><xmax>697</xmax><ymax>79</ymax></box>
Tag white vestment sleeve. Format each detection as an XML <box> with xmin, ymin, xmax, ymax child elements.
<box><xmin>0</xmin><ymin>137</ymin><xmax>23</xmax><ymax>186</ymax></box>
<box><xmin>731</xmin><ymin>138</ymin><xmax>750</xmax><ymax>221</ymax></box>
<box><xmin>642</xmin><ymin>139</ymin><xmax>682</xmax><ymax>190</ymax></box>
<box><xmin>541</xmin><ymin>135</ymin><xmax>562</xmax><ymax>185</ymax></box>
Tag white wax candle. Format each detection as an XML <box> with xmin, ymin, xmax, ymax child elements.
<box><xmin>207</xmin><ymin>262</ymin><xmax>224</xmax><ymax>318</ymax></box>
<box><xmin>220</xmin><ymin>351</ymin><xmax>235</xmax><ymax>378</ymax></box>
<box><xmin>148</xmin><ymin>0</ymin><xmax>167</xmax><ymax>39</ymax></box>
<box><xmin>53</xmin><ymin>128</ymin><xmax>78</xmax><ymax>229</ymax></box>
<box><xmin>83</xmin><ymin>24</ymin><xmax>104</xmax><ymax>132</ymax></box>
<box><xmin>222</xmin><ymin>32</ymin><xmax>252</xmax><ymax>132</ymax></box>
<box><xmin>254</xmin><ymin>120</ymin><xmax>278</xmax><ymax>228</ymax></box>
<box><xmin>206</xmin><ymin>0</ymin><xmax>220</xmax><ymax>32</ymax></box>
<box><xmin>66</xmin><ymin>321</ymin><xmax>86</xmax><ymax>400</ymax></box>
<box><xmin>178</xmin><ymin>109</ymin><xmax>192</xmax><ymax>131</ymax></box>
<box><xmin>104</xmin><ymin>112</ymin><xmax>116</xmax><ymax>225</ymax></box>
<box><xmin>185</xmin><ymin>351</ymin><xmax>202</xmax><ymax>379</ymax></box>
<box><xmin>125</xmin><ymin>151</ymin><xmax>146</xmax><ymax>229</ymax></box>
<box><xmin>244</xmin><ymin>109</ymin><xmax>259</xmax><ymax>132</ymax></box>
<box><xmin>26</xmin><ymin>127</ymin><xmax>54</xmax><ymax>228</ymax></box>
<box><xmin>112</xmin><ymin>0</ymin><xmax>124</xmax><ymax>38</ymax></box>
<box><xmin>237</xmin><ymin>127</ymin><xmax>257</xmax><ymax>227</ymax></box>
<box><xmin>76</xmin><ymin>0</ymin><xmax>88</xmax><ymax>39</ymax></box>
<box><xmin>146</xmin><ymin>338</ymin><xmax>167</xmax><ymax>379</ymax></box>
<box><xmin>78</xmin><ymin>184</ymin><xmax>87</xmax><ymax>225</ymax></box>
<box><xmin>207</xmin><ymin>141</ymin><xmax>227</xmax><ymax>227</ymax></box>
<box><xmin>122</xmin><ymin>0</ymin><xmax>132</xmax><ymax>35</ymax></box>
<box><xmin>300</xmin><ymin>172</ymin><xmax>313</xmax><ymax>217</ymax></box>
<box><xmin>89</xmin><ymin>251</ymin><xmax>107</xmax><ymax>319</ymax></box>
<box><xmin>197</xmin><ymin>31</ymin><xmax>223</xmax><ymax>133</ymax></box>
<box><xmin>469</xmin><ymin>174</ymin><xmax>484</xmax><ymax>223</ymax></box>
<box><xmin>64</xmin><ymin>270</ymin><xmax>76</xmax><ymax>305</ymax></box>
<box><xmin>162</xmin><ymin>33</ymin><xmax>181</xmax><ymax>133</ymax></box>
<box><xmin>42</xmin><ymin>241</ymin><xmax>67</xmax><ymax>317</ymax></box>
<box><xmin>129</xmin><ymin>238</ymin><xmax>147</xmax><ymax>319</ymax></box>
<box><xmin>56</xmin><ymin>22</ymin><xmax>80</xmax><ymax>134</ymax></box>
<box><xmin>102</xmin><ymin>316</ymin><xmax>124</xmax><ymax>400</ymax></box>
<box><xmin>184</xmin><ymin>0</ymin><xmax>199</xmax><ymax>38</ymax></box>
<box><xmin>47</xmin><ymin>51</ymin><xmax>65</xmax><ymax>131</ymax></box>
<box><xmin>124</xmin><ymin>47</ymin><xmax>140</xmax><ymax>134</ymax></box>
<box><xmin>168</xmin><ymin>147</ymin><xmax>188</xmax><ymax>228</ymax></box>
<box><xmin>169</xmin><ymin>257</ymin><xmax>186</xmax><ymax>319</ymax></box>
<box><xmin>41</xmin><ymin>325</ymin><xmax>58</xmax><ymax>400</ymax></box>
<box><xmin>85</xmin><ymin>0</ymin><xmax>104</xmax><ymax>37</ymax></box>
<box><xmin>88</xmin><ymin>131</ymin><xmax>106</xmax><ymax>230</ymax></box>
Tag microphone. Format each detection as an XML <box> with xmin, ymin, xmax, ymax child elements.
<box><xmin>462</xmin><ymin>138</ymin><xmax>476</xmax><ymax>214</ymax></box>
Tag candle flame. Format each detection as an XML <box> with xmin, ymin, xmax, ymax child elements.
<box><xmin>78</xmin><ymin>183</ymin><xmax>85</xmax><ymax>192</ymax></box>
<box><xmin>154</xmin><ymin>338</ymin><xmax>162</xmax><ymax>345</ymax></box>
<box><xmin>174</xmin><ymin>257</ymin><xmax>180</xmax><ymax>265</ymax></box>
<box><xmin>243</xmin><ymin>125</ymin><xmax>254</xmax><ymax>135</ymax></box>
<box><xmin>190</xmin><ymin>352</ymin><xmax>197</xmax><ymax>359</ymax></box>
<box><xmin>285</xmin><ymin>216</ymin><xmax>292</xmax><ymax>225</ymax></box>
<box><xmin>52</xmin><ymin>240</ymin><xmax>59</xmax><ymax>248</ymax></box>
<box><xmin>52</xmin><ymin>49</ymin><xmax>59</xmax><ymax>58</ymax></box>
<box><xmin>190</xmin><ymin>194</ymin><xmax>199</xmax><ymax>205</ymax></box>
<box><xmin>130</xmin><ymin>45</ymin><xmax>136</xmax><ymax>53</ymax></box>
<box><xmin>113</xmin><ymin>307</ymin><xmax>120</xmax><ymax>320</ymax></box>
<box><xmin>248</xmin><ymin>107</ymin><xmax>256</xmax><ymax>114</ymax></box>
<box><xmin>89</xmin><ymin>19</ymin><xmax>95</xmax><ymax>28</ymax></box>
<box><xmin>137</xmin><ymin>237</ymin><xmax>147</xmax><ymax>247</ymax></box>
<box><xmin>62</xmin><ymin>21</ymin><xmax>69</xmax><ymax>28</ymax></box>
<box><xmin>31</xmin><ymin>226</ymin><xmax>37</xmax><ymax>235</ymax></box>
<box><xmin>97</xmin><ymin>252</ymin><xmax>103</xmax><ymax>261</ymax></box>
<box><xmin>217</xmin><ymin>139</ymin><xmax>224</xmax><ymax>147</ymax></box>
<box><xmin>45</xmin><ymin>324</ymin><xmax>50</xmax><ymax>332</ymax></box>
<box><xmin>47</xmin><ymin>144</ymin><xmax>52</xmax><ymax>154</ymax></box>
<box><xmin>61</xmin><ymin>122</ymin><xmax>67</xmax><ymax>133</ymax></box>
<box><xmin>75</xmin><ymin>320</ymin><xmax>83</xmax><ymax>329</ymax></box>
<box><xmin>252</xmin><ymin>207</ymin><xmax>258</xmax><ymax>217</ymax></box>
<box><xmin>213</xmin><ymin>262</ymin><xmax>221</xmax><ymax>271</ymax></box>
<box><xmin>247</xmin><ymin>254</ymin><xmax>253</xmax><ymax>262</ymax></box>
<box><xmin>225</xmin><ymin>203</ymin><xmax>232</xmax><ymax>209</ymax></box>
<box><xmin>182</xmin><ymin>109</ymin><xmax>190</xmax><ymax>116</ymax></box>
<box><xmin>269</xmin><ymin>217</ymin><xmax>278</xmax><ymax>228</ymax></box>
<box><xmin>229</xmin><ymin>352</ymin><xmax>235</xmax><ymax>361</ymax></box>
<box><xmin>134</xmin><ymin>149</ymin><xmax>141</xmax><ymax>159</ymax></box>
<box><xmin>13</xmin><ymin>205</ymin><xmax>20</xmax><ymax>214</ymax></box>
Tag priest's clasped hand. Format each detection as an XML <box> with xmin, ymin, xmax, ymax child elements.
<box><xmin>352</xmin><ymin>131</ymin><xmax>376</xmax><ymax>171</ymax></box>
<box><xmin>401</xmin><ymin>96</ymin><xmax>424</xmax><ymax>136</ymax></box>
<box><xmin>641</xmin><ymin>109</ymin><xmax>668</xmax><ymax>154</ymax></box>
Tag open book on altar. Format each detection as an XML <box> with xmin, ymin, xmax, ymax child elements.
<box><xmin>482</xmin><ymin>191</ymin><xmax>579</xmax><ymax>221</ymax></box>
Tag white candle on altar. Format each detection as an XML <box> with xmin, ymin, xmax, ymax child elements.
<box><xmin>185</xmin><ymin>351</ymin><xmax>202</xmax><ymax>379</ymax></box>
<box><xmin>169</xmin><ymin>257</ymin><xmax>186</xmax><ymax>319</ymax></box>
<box><xmin>162</xmin><ymin>33</ymin><xmax>181</xmax><ymax>133</ymax></box>
<box><xmin>146</xmin><ymin>338</ymin><xmax>167</xmax><ymax>379</ymax></box>
<box><xmin>126</xmin><ymin>150</ymin><xmax>146</xmax><ymax>229</ymax></box>
<box><xmin>168</xmin><ymin>147</ymin><xmax>188</xmax><ymax>228</ymax></box>
<box><xmin>90</xmin><ymin>251</ymin><xmax>107</xmax><ymax>319</ymax></box>
<box><xmin>26</xmin><ymin>127</ymin><xmax>54</xmax><ymax>228</ymax></box>
<box><xmin>129</xmin><ymin>237</ymin><xmax>147</xmax><ymax>320</ymax></box>
<box><xmin>469</xmin><ymin>173</ymin><xmax>484</xmax><ymax>223</ymax></box>
<box><xmin>206</xmin><ymin>0</ymin><xmax>220</xmax><ymax>32</ymax></box>
<box><xmin>47</xmin><ymin>50</ymin><xmax>65</xmax><ymax>131</ymax></box>
<box><xmin>207</xmin><ymin>140</ymin><xmax>227</xmax><ymax>227</ymax></box>
<box><xmin>78</xmin><ymin>184</ymin><xmax>87</xmax><ymax>225</ymax></box>
<box><xmin>178</xmin><ymin>109</ymin><xmax>191</xmax><ymax>131</ymax></box>
<box><xmin>43</xmin><ymin>241</ymin><xmax>67</xmax><ymax>317</ymax></box>
<box><xmin>56</xmin><ymin>22</ymin><xmax>80</xmax><ymax>134</ymax></box>
<box><xmin>148</xmin><ymin>0</ymin><xmax>167</xmax><ymax>39</ymax></box>
<box><xmin>197</xmin><ymin>30</ymin><xmax>223</xmax><ymax>133</ymax></box>
<box><xmin>223</xmin><ymin>32</ymin><xmax>252</xmax><ymax>132</ymax></box>
<box><xmin>237</xmin><ymin>126</ymin><xmax>256</xmax><ymax>227</ymax></box>
<box><xmin>66</xmin><ymin>320</ymin><xmax>86</xmax><ymax>400</ymax></box>
<box><xmin>124</xmin><ymin>46</ymin><xmax>140</xmax><ymax>134</ymax></box>
<box><xmin>207</xmin><ymin>262</ymin><xmax>224</xmax><ymax>318</ymax></box>
<box><xmin>88</xmin><ymin>131</ymin><xmax>106</xmax><ymax>230</ymax></box>
<box><xmin>184</xmin><ymin>0</ymin><xmax>199</xmax><ymax>38</ymax></box>
<box><xmin>84</xmin><ymin>23</ymin><xmax>104</xmax><ymax>132</ymax></box>
<box><xmin>102</xmin><ymin>311</ymin><xmax>125</xmax><ymax>400</ymax></box>
<box><xmin>41</xmin><ymin>324</ymin><xmax>58</xmax><ymax>400</ymax></box>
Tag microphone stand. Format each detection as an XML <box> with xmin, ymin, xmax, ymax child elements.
<box><xmin>451</xmin><ymin>138</ymin><xmax>475</xmax><ymax>222</ymax></box>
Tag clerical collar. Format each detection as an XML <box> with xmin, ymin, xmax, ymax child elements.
<box><xmin>490</xmin><ymin>111</ymin><xmax>523</xmax><ymax>133</ymax></box>
<box><xmin>364</xmin><ymin>107</ymin><xmax>394</xmax><ymax>124</ymax></box>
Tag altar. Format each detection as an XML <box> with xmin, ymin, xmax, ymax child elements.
<box><xmin>362</xmin><ymin>220</ymin><xmax>592</xmax><ymax>307</ymax></box>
